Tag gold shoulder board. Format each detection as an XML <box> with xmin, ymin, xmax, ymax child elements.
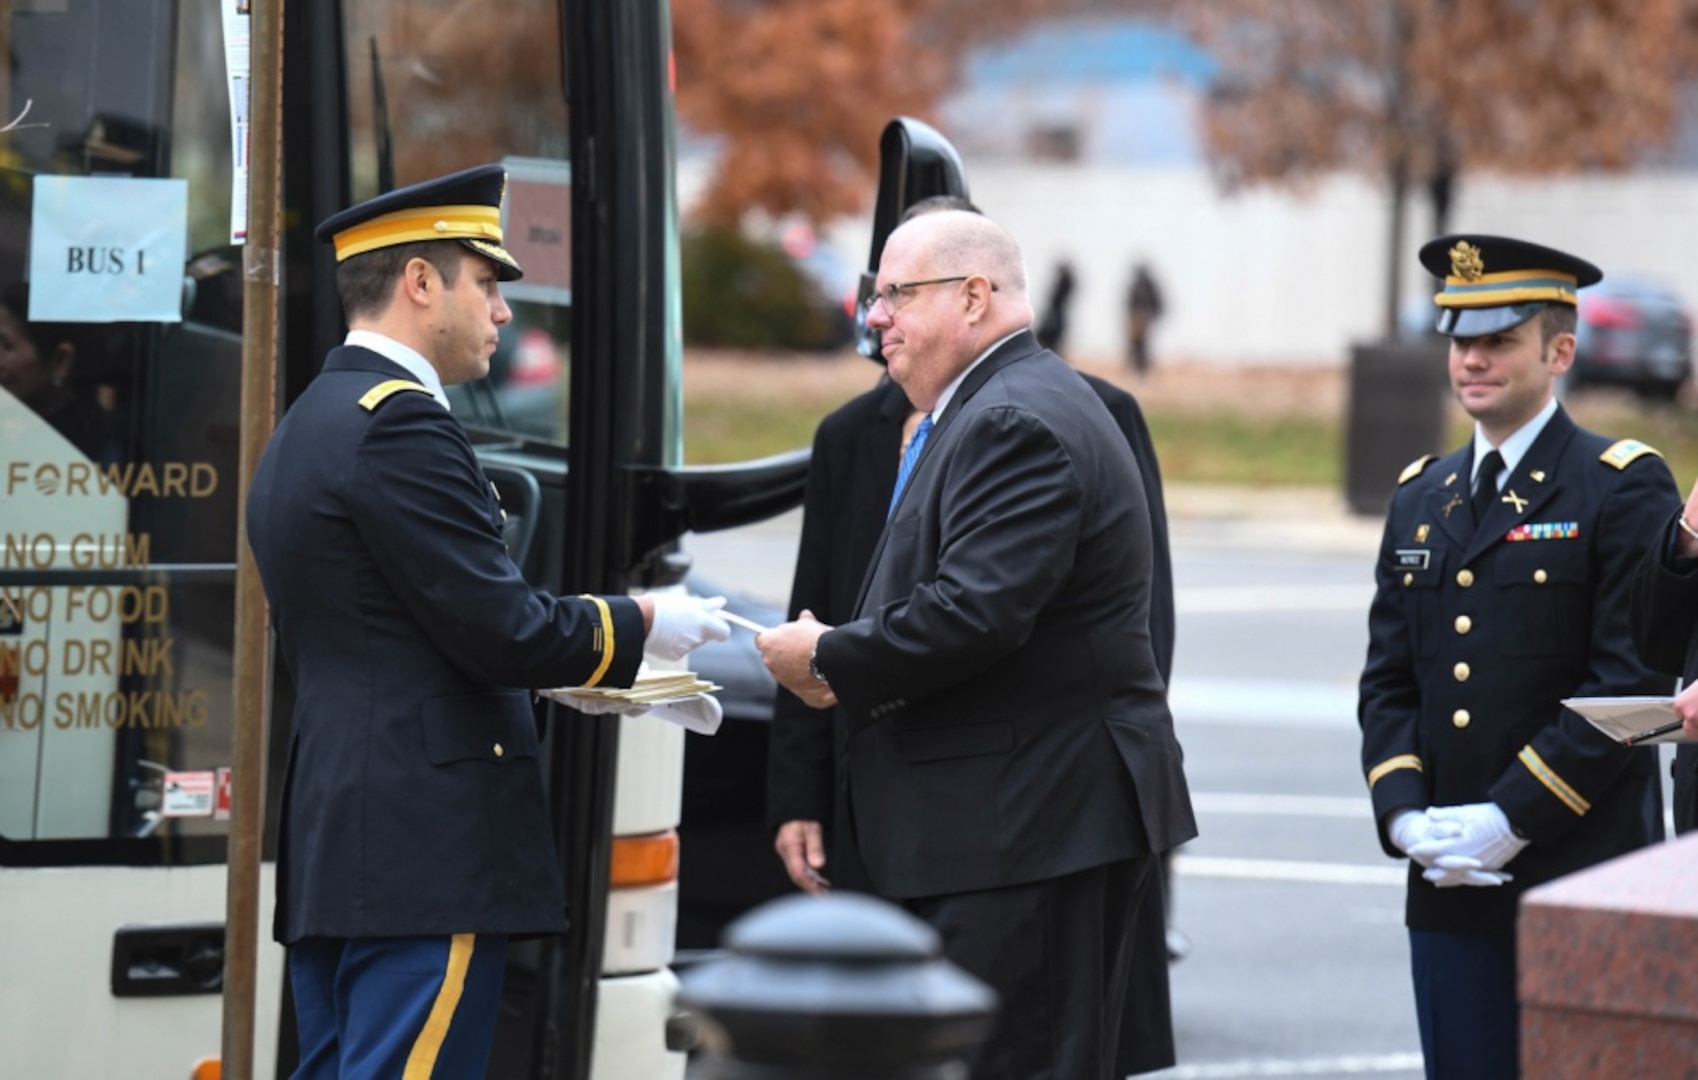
<box><xmin>1398</xmin><ymin>454</ymin><xmax>1437</xmax><ymax>485</ymax></box>
<box><xmin>1600</xmin><ymin>439</ymin><xmax>1663</xmax><ymax>470</ymax></box>
<box><xmin>359</xmin><ymin>379</ymin><xmax>433</xmax><ymax>412</ymax></box>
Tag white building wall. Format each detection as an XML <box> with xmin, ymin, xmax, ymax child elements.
<box><xmin>686</xmin><ymin>154</ymin><xmax>1698</xmax><ymax>369</ymax></box>
<box><xmin>916</xmin><ymin>166</ymin><xmax>1698</xmax><ymax>368</ymax></box>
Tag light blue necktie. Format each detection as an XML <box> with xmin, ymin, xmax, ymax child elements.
<box><xmin>888</xmin><ymin>414</ymin><xmax>933</xmax><ymax>518</ymax></box>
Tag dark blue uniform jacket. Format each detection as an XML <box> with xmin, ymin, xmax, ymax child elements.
<box><xmin>248</xmin><ymin>345</ymin><xmax>645</xmax><ymax>943</ymax></box>
<box><xmin>1360</xmin><ymin>406</ymin><xmax>1680</xmax><ymax>932</ymax></box>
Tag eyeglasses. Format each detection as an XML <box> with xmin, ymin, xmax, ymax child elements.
<box><xmin>867</xmin><ymin>275</ymin><xmax>997</xmax><ymax>314</ymax></box>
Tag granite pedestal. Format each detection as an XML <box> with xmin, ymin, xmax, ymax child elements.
<box><xmin>1520</xmin><ymin>831</ymin><xmax>1698</xmax><ymax>1077</ymax></box>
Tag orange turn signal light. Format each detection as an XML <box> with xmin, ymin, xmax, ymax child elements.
<box><xmin>609</xmin><ymin>829</ymin><xmax>679</xmax><ymax>888</ymax></box>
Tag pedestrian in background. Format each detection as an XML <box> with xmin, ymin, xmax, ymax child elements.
<box><xmin>766</xmin><ymin>195</ymin><xmax>1183</xmax><ymax>1075</ymax></box>
<box><xmin>1125</xmin><ymin>260</ymin><xmax>1164</xmax><ymax>376</ymax></box>
<box><xmin>1629</xmin><ymin>477</ymin><xmax>1698</xmax><ymax>829</ymax></box>
<box><xmin>1358</xmin><ymin>234</ymin><xmax>1680</xmax><ymax>1079</ymax></box>
<box><xmin>247</xmin><ymin>164</ymin><xmax>730</xmax><ymax>1078</ymax></box>
<box><xmin>759</xmin><ymin>209</ymin><xmax>1195</xmax><ymax>1079</ymax></box>
<box><xmin>1034</xmin><ymin>258</ymin><xmax>1075</xmax><ymax>351</ymax></box>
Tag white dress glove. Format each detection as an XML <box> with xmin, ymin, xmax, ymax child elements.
<box><xmin>1386</xmin><ymin>809</ymin><xmax>1462</xmax><ymax>869</ymax></box>
<box><xmin>535</xmin><ymin>687</ymin><xmax>650</xmax><ymax>716</ymax></box>
<box><xmin>1408</xmin><ymin>802</ymin><xmax>1529</xmax><ymax>872</ymax></box>
<box><xmin>1422</xmin><ymin>854</ymin><xmax>1513</xmax><ymax>888</ymax></box>
<box><xmin>650</xmin><ymin>693</ymin><xmax>724</xmax><ymax>735</ymax></box>
<box><xmin>645</xmin><ymin>594</ymin><xmax>731</xmax><ymax>660</ymax></box>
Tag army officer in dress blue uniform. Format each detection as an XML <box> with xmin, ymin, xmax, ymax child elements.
<box><xmin>1357</xmin><ymin>235</ymin><xmax>1681</xmax><ymax>1080</ymax></box>
<box><xmin>247</xmin><ymin>165</ymin><xmax>730</xmax><ymax>1079</ymax></box>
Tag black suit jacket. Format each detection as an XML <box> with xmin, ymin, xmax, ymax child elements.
<box><xmin>248</xmin><ymin>345</ymin><xmax>646</xmax><ymax>943</ymax></box>
<box><xmin>1629</xmin><ymin>516</ymin><xmax>1698</xmax><ymax>834</ymax></box>
<box><xmin>814</xmin><ymin>332</ymin><xmax>1196</xmax><ymax>899</ymax></box>
<box><xmin>1360</xmin><ymin>407</ymin><xmax>1680</xmax><ymax>932</ymax></box>
<box><xmin>765</xmin><ymin>376</ymin><xmax>1178</xmax><ymax>837</ymax></box>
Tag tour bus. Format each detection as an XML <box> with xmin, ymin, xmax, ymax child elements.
<box><xmin>0</xmin><ymin>1</ymin><xmax>966</xmax><ymax>1077</ymax></box>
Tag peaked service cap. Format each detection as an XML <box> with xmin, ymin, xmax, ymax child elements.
<box><xmin>315</xmin><ymin>163</ymin><xmax>522</xmax><ymax>281</ymax></box>
<box><xmin>1418</xmin><ymin>234</ymin><xmax>1600</xmax><ymax>337</ymax></box>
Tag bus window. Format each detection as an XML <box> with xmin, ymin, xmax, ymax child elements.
<box><xmin>1</xmin><ymin>0</ymin><xmax>241</xmax><ymax>855</ymax></box>
<box><xmin>344</xmin><ymin>1</ymin><xmax>575</xmax><ymax>445</ymax></box>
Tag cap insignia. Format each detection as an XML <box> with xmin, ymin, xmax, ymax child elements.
<box><xmin>1449</xmin><ymin>242</ymin><xmax>1485</xmax><ymax>281</ymax></box>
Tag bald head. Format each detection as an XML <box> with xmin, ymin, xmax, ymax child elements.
<box><xmin>869</xmin><ymin>211</ymin><xmax>1036</xmax><ymax>411</ymax></box>
<box><xmin>892</xmin><ymin>210</ymin><xmax>1029</xmax><ymax>304</ymax></box>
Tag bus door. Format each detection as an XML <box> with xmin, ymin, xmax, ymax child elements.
<box><xmin>0</xmin><ymin>1</ymin><xmax>283</xmax><ymax>1075</ymax></box>
<box><xmin>272</xmin><ymin>2</ymin><xmax>808</xmax><ymax>1077</ymax></box>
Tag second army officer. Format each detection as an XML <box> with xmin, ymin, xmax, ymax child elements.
<box><xmin>1357</xmin><ymin>235</ymin><xmax>1681</xmax><ymax>1080</ymax></box>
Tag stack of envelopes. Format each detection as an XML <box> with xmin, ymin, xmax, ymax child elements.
<box><xmin>569</xmin><ymin>671</ymin><xmax>721</xmax><ymax>704</ymax></box>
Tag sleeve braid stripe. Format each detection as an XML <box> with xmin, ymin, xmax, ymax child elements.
<box><xmin>1367</xmin><ymin>754</ymin><xmax>1423</xmax><ymax>788</ymax></box>
<box><xmin>578</xmin><ymin>595</ymin><xmax>616</xmax><ymax>688</ymax></box>
<box><xmin>1517</xmin><ymin>746</ymin><xmax>1591</xmax><ymax>816</ymax></box>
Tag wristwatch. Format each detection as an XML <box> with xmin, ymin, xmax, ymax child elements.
<box><xmin>808</xmin><ymin>643</ymin><xmax>828</xmax><ymax>684</ymax></box>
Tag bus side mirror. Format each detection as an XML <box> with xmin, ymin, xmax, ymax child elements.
<box><xmin>856</xmin><ymin>118</ymin><xmax>972</xmax><ymax>362</ymax></box>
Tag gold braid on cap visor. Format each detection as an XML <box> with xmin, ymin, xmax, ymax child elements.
<box><xmin>332</xmin><ymin>203</ymin><xmax>504</xmax><ymax>262</ymax></box>
<box><xmin>1434</xmin><ymin>268</ymin><xmax>1578</xmax><ymax>309</ymax></box>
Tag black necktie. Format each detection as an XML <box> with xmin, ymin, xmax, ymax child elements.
<box><xmin>1472</xmin><ymin>450</ymin><xmax>1504</xmax><ymax>528</ymax></box>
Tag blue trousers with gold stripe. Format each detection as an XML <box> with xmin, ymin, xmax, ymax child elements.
<box><xmin>289</xmin><ymin>933</ymin><xmax>507</xmax><ymax>1079</ymax></box>
<box><xmin>1409</xmin><ymin>928</ymin><xmax>1517</xmax><ymax>1080</ymax></box>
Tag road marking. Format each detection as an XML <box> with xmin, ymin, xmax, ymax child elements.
<box><xmin>1144</xmin><ymin>1051</ymin><xmax>1424</xmax><ymax>1078</ymax></box>
<box><xmin>1176</xmin><ymin>584</ymin><xmax>1374</xmax><ymax>615</ymax></box>
<box><xmin>1173</xmin><ymin>854</ymin><xmax>1405</xmax><ymax>886</ymax></box>
<box><xmin>1191</xmin><ymin>792</ymin><xmax>1373</xmax><ymax>819</ymax></box>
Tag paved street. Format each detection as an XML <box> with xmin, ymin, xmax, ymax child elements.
<box><xmin>684</xmin><ymin>487</ymin><xmax>1685</xmax><ymax>1079</ymax></box>
<box><xmin>685</xmin><ymin>486</ymin><xmax>1428</xmax><ymax>1079</ymax></box>
<box><xmin>1153</xmin><ymin>535</ymin><xmax>1421</xmax><ymax>1080</ymax></box>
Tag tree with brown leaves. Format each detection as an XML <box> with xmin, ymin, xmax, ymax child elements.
<box><xmin>1182</xmin><ymin>0</ymin><xmax>1691</xmax><ymax>334</ymax></box>
<box><xmin>671</xmin><ymin>0</ymin><xmax>1154</xmax><ymax>226</ymax></box>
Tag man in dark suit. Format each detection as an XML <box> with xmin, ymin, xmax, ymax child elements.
<box><xmin>247</xmin><ymin>165</ymin><xmax>729</xmax><ymax>1078</ymax></box>
<box><xmin>758</xmin><ymin>209</ymin><xmax>1195</xmax><ymax>1079</ymax></box>
<box><xmin>1629</xmin><ymin>478</ymin><xmax>1698</xmax><ymax>831</ymax></box>
<box><xmin>765</xmin><ymin>359</ymin><xmax>1182</xmax><ymax>1076</ymax></box>
<box><xmin>1358</xmin><ymin>234</ymin><xmax>1681</xmax><ymax>1080</ymax></box>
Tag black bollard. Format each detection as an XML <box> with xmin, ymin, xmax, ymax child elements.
<box><xmin>675</xmin><ymin>892</ymin><xmax>998</xmax><ymax>1079</ymax></box>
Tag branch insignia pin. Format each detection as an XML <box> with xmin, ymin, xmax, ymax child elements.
<box><xmin>1450</xmin><ymin>242</ymin><xmax>1485</xmax><ymax>281</ymax></box>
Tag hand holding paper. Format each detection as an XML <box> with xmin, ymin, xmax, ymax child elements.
<box><xmin>645</xmin><ymin>594</ymin><xmax>731</xmax><ymax>660</ymax></box>
<box><xmin>756</xmin><ymin>612</ymin><xmax>836</xmax><ymax>710</ymax></box>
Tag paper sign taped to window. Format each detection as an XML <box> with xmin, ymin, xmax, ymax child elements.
<box><xmin>29</xmin><ymin>176</ymin><xmax>188</xmax><ymax>323</ymax></box>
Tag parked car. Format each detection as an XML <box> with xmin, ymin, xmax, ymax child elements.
<box><xmin>1570</xmin><ymin>277</ymin><xmax>1693</xmax><ymax>400</ymax></box>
